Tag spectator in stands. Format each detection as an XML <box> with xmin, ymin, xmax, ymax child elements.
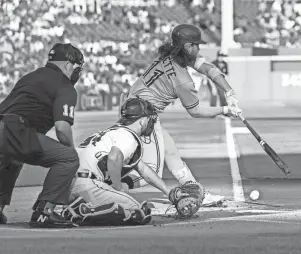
<box><xmin>204</xmin><ymin>0</ymin><xmax>215</xmax><ymax>13</ymax></box>
<box><xmin>265</xmin><ymin>27</ymin><xmax>281</xmax><ymax>47</ymax></box>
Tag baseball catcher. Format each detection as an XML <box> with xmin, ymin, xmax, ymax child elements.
<box><xmin>62</xmin><ymin>98</ymin><xmax>172</xmax><ymax>226</ymax></box>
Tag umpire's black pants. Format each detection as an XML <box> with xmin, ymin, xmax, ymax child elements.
<box><xmin>0</xmin><ymin>122</ymin><xmax>79</xmax><ymax>206</ymax></box>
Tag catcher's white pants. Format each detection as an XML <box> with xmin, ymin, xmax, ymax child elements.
<box><xmin>69</xmin><ymin>178</ymin><xmax>140</xmax><ymax>211</ymax></box>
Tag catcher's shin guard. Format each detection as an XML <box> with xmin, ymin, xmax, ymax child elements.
<box><xmin>78</xmin><ymin>202</ymin><xmax>132</xmax><ymax>226</ymax></box>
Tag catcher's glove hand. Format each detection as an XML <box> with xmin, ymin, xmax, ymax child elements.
<box><xmin>168</xmin><ymin>181</ymin><xmax>205</xmax><ymax>219</ymax></box>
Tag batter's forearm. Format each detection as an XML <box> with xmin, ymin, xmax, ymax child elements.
<box><xmin>212</xmin><ymin>74</ymin><xmax>232</xmax><ymax>93</ymax></box>
<box><xmin>192</xmin><ymin>58</ymin><xmax>233</xmax><ymax>93</ymax></box>
<box><xmin>186</xmin><ymin>105</ymin><xmax>224</xmax><ymax>118</ymax></box>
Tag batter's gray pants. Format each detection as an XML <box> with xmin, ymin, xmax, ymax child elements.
<box><xmin>0</xmin><ymin>127</ymin><xmax>79</xmax><ymax>206</ymax></box>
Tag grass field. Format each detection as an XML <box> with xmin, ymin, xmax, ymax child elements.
<box><xmin>2</xmin><ymin>102</ymin><xmax>301</xmax><ymax>254</ymax></box>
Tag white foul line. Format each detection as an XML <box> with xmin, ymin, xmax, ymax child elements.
<box><xmin>225</xmin><ymin>118</ymin><xmax>245</xmax><ymax>202</ymax></box>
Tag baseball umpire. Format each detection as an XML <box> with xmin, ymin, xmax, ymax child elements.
<box><xmin>0</xmin><ymin>43</ymin><xmax>84</xmax><ymax>228</ymax></box>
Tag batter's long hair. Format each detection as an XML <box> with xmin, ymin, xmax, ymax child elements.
<box><xmin>158</xmin><ymin>42</ymin><xmax>188</xmax><ymax>68</ymax></box>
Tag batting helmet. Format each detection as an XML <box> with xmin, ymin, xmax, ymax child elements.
<box><xmin>171</xmin><ymin>24</ymin><xmax>206</xmax><ymax>49</ymax></box>
<box><xmin>121</xmin><ymin>98</ymin><xmax>157</xmax><ymax>121</ymax></box>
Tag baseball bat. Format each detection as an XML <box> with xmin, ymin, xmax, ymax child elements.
<box><xmin>238</xmin><ymin>113</ymin><xmax>291</xmax><ymax>176</ymax></box>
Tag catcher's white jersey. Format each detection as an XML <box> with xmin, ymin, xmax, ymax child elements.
<box><xmin>68</xmin><ymin>127</ymin><xmax>143</xmax><ymax>215</ymax></box>
<box><xmin>76</xmin><ymin>127</ymin><xmax>140</xmax><ymax>182</ymax></box>
<box><xmin>128</xmin><ymin>55</ymin><xmax>204</xmax><ymax>112</ymax></box>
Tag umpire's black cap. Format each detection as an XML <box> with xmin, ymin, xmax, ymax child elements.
<box><xmin>48</xmin><ymin>43</ymin><xmax>84</xmax><ymax>65</ymax></box>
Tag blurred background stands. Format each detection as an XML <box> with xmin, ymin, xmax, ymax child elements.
<box><xmin>1</xmin><ymin>0</ymin><xmax>301</xmax><ymax>111</ymax></box>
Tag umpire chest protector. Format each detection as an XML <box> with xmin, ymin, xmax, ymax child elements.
<box><xmin>119</xmin><ymin>126</ymin><xmax>143</xmax><ymax>170</ymax></box>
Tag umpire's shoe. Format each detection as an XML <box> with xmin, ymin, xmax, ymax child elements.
<box><xmin>29</xmin><ymin>201</ymin><xmax>74</xmax><ymax>228</ymax></box>
<box><xmin>0</xmin><ymin>211</ymin><xmax>7</xmax><ymax>224</ymax></box>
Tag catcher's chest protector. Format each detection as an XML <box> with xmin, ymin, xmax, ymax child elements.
<box><xmin>97</xmin><ymin>125</ymin><xmax>143</xmax><ymax>180</ymax></box>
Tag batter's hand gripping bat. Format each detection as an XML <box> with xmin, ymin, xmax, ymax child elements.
<box><xmin>238</xmin><ymin>113</ymin><xmax>291</xmax><ymax>176</ymax></box>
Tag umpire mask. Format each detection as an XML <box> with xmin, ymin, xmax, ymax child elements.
<box><xmin>143</xmin><ymin>115</ymin><xmax>157</xmax><ymax>137</ymax></box>
<box><xmin>48</xmin><ymin>43</ymin><xmax>84</xmax><ymax>85</ymax></box>
<box><xmin>70</xmin><ymin>64</ymin><xmax>83</xmax><ymax>85</ymax></box>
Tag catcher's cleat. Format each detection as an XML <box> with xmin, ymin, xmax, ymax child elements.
<box><xmin>122</xmin><ymin>201</ymin><xmax>152</xmax><ymax>226</ymax></box>
<box><xmin>140</xmin><ymin>201</ymin><xmax>151</xmax><ymax>216</ymax></box>
<box><xmin>130</xmin><ymin>209</ymin><xmax>152</xmax><ymax>225</ymax></box>
<box><xmin>29</xmin><ymin>210</ymin><xmax>74</xmax><ymax>228</ymax></box>
<box><xmin>0</xmin><ymin>211</ymin><xmax>7</xmax><ymax>224</ymax></box>
<box><xmin>202</xmin><ymin>192</ymin><xmax>226</xmax><ymax>207</ymax></box>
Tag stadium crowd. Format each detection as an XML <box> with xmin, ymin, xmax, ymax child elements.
<box><xmin>255</xmin><ymin>0</ymin><xmax>301</xmax><ymax>48</ymax></box>
<box><xmin>1</xmin><ymin>0</ymin><xmax>300</xmax><ymax>103</ymax></box>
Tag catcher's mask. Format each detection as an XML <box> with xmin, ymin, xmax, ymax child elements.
<box><xmin>48</xmin><ymin>43</ymin><xmax>84</xmax><ymax>85</ymax></box>
<box><xmin>120</xmin><ymin>98</ymin><xmax>157</xmax><ymax>137</ymax></box>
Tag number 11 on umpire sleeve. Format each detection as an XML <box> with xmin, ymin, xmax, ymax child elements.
<box><xmin>63</xmin><ymin>104</ymin><xmax>74</xmax><ymax>118</ymax></box>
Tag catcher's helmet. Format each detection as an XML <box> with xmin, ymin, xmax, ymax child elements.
<box><xmin>171</xmin><ymin>24</ymin><xmax>206</xmax><ymax>49</ymax></box>
<box><xmin>121</xmin><ymin>98</ymin><xmax>157</xmax><ymax>120</ymax></box>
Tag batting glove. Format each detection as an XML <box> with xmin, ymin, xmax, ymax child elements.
<box><xmin>223</xmin><ymin>105</ymin><xmax>242</xmax><ymax>118</ymax></box>
<box><xmin>225</xmin><ymin>89</ymin><xmax>239</xmax><ymax>108</ymax></box>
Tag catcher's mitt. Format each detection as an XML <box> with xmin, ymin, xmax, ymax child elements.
<box><xmin>168</xmin><ymin>181</ymin><xmax>205</xmax><ymax>219</ymax></box>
